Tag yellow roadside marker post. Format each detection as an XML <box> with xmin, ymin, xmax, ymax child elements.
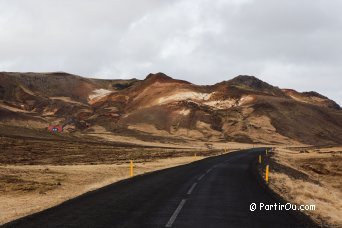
<box><xmin>258</xmin><ymin>155</ymin><xmax>262</xmax><ymax>164</ymax></box>
<box><xmin>130</xmin><ymin>160</ymin><xmax>133</xmax><ymax>177</ymax></box>
<box><xmin>265</xmin><ymin>165</ymin><xmax>269</xmax><ymax>183</ymax></box>
<box><xmin>195</xmin><ymin>153</ymin><xmax>197</xmax><ymax>158</ymax></box>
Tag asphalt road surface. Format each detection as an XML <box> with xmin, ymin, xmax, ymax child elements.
<box><xmin>4</xmin><ymin>149</ymin><xmax>314</xmax><ymax>228</ymax></box>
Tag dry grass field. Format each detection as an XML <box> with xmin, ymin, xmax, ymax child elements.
<box><xmin>0</xmin><ymin>134</ymin><xmax>247</xmax><ymax>225</ymax></box>
<box><xmin>269</xmin><ymin>146</ymin><xmax>342</xmax><ymax>227</ymax></box>
<box><xmin>1</xmin><ymin>128</ymin><xmax>340</xmax><ymax>227</ymax></box>
<box><xmin>0</xmin><ymin>156</ymin><xmax>208</xmax><ymax>224</ymax></box>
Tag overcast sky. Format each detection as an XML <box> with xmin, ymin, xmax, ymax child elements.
<box><xmin>0</xmin><ymin>0</ymin><xmax>341</xmax><ymax>104</ymax></box>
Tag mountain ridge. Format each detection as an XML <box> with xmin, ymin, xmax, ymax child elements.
<box><xmin>0</xmin><ymin>71</ymin><xmax>341</xmax><ymax>145</ymax></box>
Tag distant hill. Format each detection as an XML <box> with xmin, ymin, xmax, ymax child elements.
<box><xmin>0</xmin><ymin>71</ymin><xmax>341</xmax><ymax>145</ymax></box>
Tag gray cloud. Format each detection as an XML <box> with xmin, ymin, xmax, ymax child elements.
<box><xmin>0</xmin><ymin>0</ymin><xmax>341</xmax><ymax>105</ymax></box>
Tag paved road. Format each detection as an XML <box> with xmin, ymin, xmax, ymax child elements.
<box><xmin>4</xmin><ymin>149</ymin><xmax>313</xmax><ymax>228</ymax></box>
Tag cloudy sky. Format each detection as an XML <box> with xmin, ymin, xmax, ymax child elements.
<box><xmin>0</xmin><ymin>0</ymin><xmax>341</xmax><ymax>104</ymax></box>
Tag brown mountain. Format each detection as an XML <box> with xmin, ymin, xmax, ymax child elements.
<box><xmin>0</xmin><ymin>71</ymin><xmax>341</xmax><ymax>145</ymax></box>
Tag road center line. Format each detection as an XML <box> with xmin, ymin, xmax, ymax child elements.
<box><xmin>206</xmin><ymin>168</ymin><xmax>212</xmax><ymax>173</ymax></box>
<box><xmin>165</xmin><ymin>199</ymin><xmax>186</xmax><ymax>227</ymax></box>
<box><xmin>197</xmin><ymin>174</ymin><xmax>205</xmax><ymax>181</ymax></box>
<box><xmin>187</xmin><ymin>183</ymin><xmax>197</xmax><ymax>195</ymax></box>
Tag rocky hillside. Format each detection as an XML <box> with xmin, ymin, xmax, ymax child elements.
<box><xmin>0</xmin><ymin>72</ymin><xmax>341</xmax><ymax>145</ymax></box>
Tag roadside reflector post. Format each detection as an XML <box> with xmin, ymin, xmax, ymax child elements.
<box><xmin>130</xmin><ymin>160</ymin><xmax>133</xmax><ymax>177</ymax></box>
<box><xmin>265</xmin><ymin>165</ymin><xmax>269</xmax><ymax>183</ymax></box>
<box><xmin>258</xmin><ymin>155</ymin><xmax>261</xmax><ymax>164</ymax></box>
<box><xmin>195</xmin><ymin>153</ymin><xmax>197</xmax><ymax>158</ymax></box>
<box><xmin>266</xmin><ymin>149</ymin><xmax>268</xmax><ymax>155</ymax></box>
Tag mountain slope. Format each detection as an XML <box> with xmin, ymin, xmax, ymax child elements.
<box><xmin>0</xmin><ymin>72</ymin><xmax>341</xmax><ymax>145</ymax></box>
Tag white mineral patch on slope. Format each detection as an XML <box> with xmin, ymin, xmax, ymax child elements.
<box><xmin>203</xmin><ymin>95</ymin><xmax>254</xmax><ymax>109</ymax></box>
<box><xmin>238</xmin><ymin>95</ymin><xmax>254</xmax><ymax>105</ymax></box>
<box><xmin>288</xmin><ymin>94</ymin><xmax>325</xmax><ymax>104</ymax></box>
<box><xmin>42</xmin><ymin>107</ymin><xmax>59</xmax><ymax>116</ymax></box>
<box><xmin>179</xmin><ymin>109</ymin><xmax>190</xmax><ymax>115</ymax></box>
<box><xmin>158</xmin><ymin>92</ymin><xmax>212</xmax><ymax>104</ymax></box>
<box><xmin>50</xmin><ymin>97</ymin><xmax>85</xmax><ymax>105</ymax></box>
<box><xmin>88</xmin><ymin>89</ymin><xmax>112</xmax><ymax>102</ymax></box>
<box><xmin>204</xmin><ymin>99</ymin><xmax>237</xmax><ymax>109</ymax></box>
<box><xmin>287</xmin><ymin>94</ymin><xmax>308</xmax><ymax>103</ymax></box>
<box><xmin>0</xmin><ymin>102</ymin><xmax>32</xmax><ymax>113</ymax></box>
<box><xmin>158</xmin><ymin>92</ymin><xmax>254</xmax><ymax>110</ymax></box>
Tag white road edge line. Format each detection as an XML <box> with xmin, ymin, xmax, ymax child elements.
<box><xmin>206</xmin><ymin>168</ymin><xmax>212</xmax><ymax>173</ymax></box>
<box><xmin>187</xmin><ymin>183</ymin><xmax>197</xmax><ymax>195</ymax></box>
<box><xmin>197</xmin><ymin>174</ymin><xmax>205</xmax><ymax>181</ymax></box>
<box><xmin>165</xmin><ymin>199</ymin><xmax>187</xmax><ymax>227</ymax></box>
